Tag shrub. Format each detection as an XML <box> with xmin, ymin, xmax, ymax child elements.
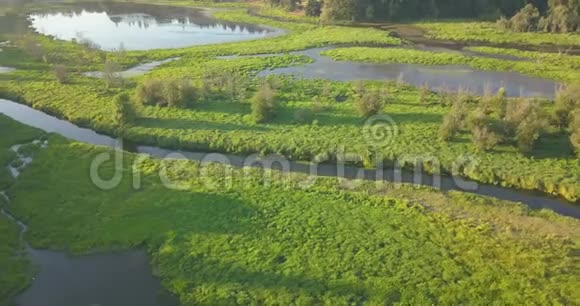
<box><xmin>439</xmin><ymin>98</ymin><xmax>469</xmax><ymax>141</ymax></box>
<box><xmin>135</xmin><ymin>79</ymin><xmax>164</xmax><ymax>106</ymax></box>
<box><xmin>570</xmin><ymin>109</ymin><xmax>580</xmax><ymax>156</ymax></box>
<box><xmin>354</xmin><ymin>90</ymin><xmax>384</xmax><ymax>118</ymax></box>
<box><xmin>472</xmin><ymin>125</ymin><xmax>499</xmax><ymax>152</ymax></box>
<box><xmin>495</xmin><ymin>87</ymin><xmax>507</xmax><ymax>119</ymax></box>
<box><xmin>163</xmin><ymin>79</ymin><xmax>182</xmax><ymax>108</ymax></box>
<box><xmin>252</xmin><ymin>83</ymin><xmax>277</xmax><ymax>123</ymax></box>
<box><xmin>136</xmin><ymin>78</ymin><xmax>197</xmax><ymax>108</ymax></box>
<box><xmin>419</xmin><ymin>83</ymin><xmax>430</xmax><ymax>104</ymax></box>
<box><xmin>112</xmin><ymin>93</ymin><xmax>135</xmax><ymax>128</ymax></box>
<box><xmin>503</xmin><ymin>99</ymin><xmax>546</xmax><ymax>152</ymax></box>
<box><xmin>554</xmin><ymin>83</ymin><xmax>580</xmax><ymax>128</ymax></box>
<box><xmin>496</xmin><ymin>16</ymin><xmax>511</xmax><ymax>31</ymax></box>
<box><xmin>103</xmin><ymin>60</ymin><xmax>122</xmax><ymax>88</ymax></box>
<box><xmin>169</xmin><ymin>78</ymin><xmax>197</xmax><ymax>108</ymax></box>
<box><xmin>468</xmin><ymin>107</ymin><xmax>488</xmax><ymax>130</ymax></box>
<box><xmin>52</xmin><ymin>64</ymin><xmax>68</xmax><ymax>84</ymax></box>
<box><xmin>439</xmin><ymin>113</ymin><xmax>459</xmax><ymax>141</ymax></box>
<box><xmin>540</xmin><ymin>5</ymin><xmax>579</xmax><ymax>33</ymax></box>
<box><xmin>516</xmin><ymin>117</ymin><xmax>543</xmax><ymax>153</ymax></box>
<box><xmin>509</xmin><ymin>4</ymin><xmax>540</xmax><ymax>32</ymax></box>
<box><xmin>504</xmin><ymin>98</ymin><xmax>533</xmax><ymax>136</ymax></box>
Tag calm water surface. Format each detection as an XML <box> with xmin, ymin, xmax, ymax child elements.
<box><xmin>28</xmin><ymin>3</ymin><xmax>282</xmax><ymax>50</ymax></box>
<box><xmin>1</xmin><ymin>99</ymin><xmax>577</xmax><ymax>218</ymax></box>
<box><xmin>15</xmin><ymin>249</ymin><xmax>180</xmax><ymax>306</ymax></box>
<box><xmin>256</xmin><ymin>47</ymin><xmax>559</xmax><ymax>98</ymax></box>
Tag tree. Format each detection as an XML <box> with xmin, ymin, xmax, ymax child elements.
<box><xmin>135</xmin><ymin>79</ymin><xmax>164</xmax><ymax>106</ymax></box>
<box><xmin>252</xmin><ymin>83</ymin><xmax>277</xmax><ymax>123</ymax></box>
<box><xmin>103</xmin><ymin>59</ymin><xmax>122</xmax><ymax>88</ymax></box>
<box><xmin>540</xmin><ymin>0</ymin><xmax>580</xmax><ymax>32</ymax></box>
<box><xmin>321</xmin><ymin>0</ymin><xmax>356</xmax><ymax>22</ymax></box>
<box><xmin>554</xmin><ymin>83</ymin><xmax>580</xmax><ymax>128</ymax></box>
<box><xmin>305</xmin><ymin>0</ymin><xmax>322</xmax><ymax>16</ymax></box>
<box><xmin>52</xmin><ymin>64</ymin><xmax>68</xmax><ymax>84</ymax></box>
<box><xmin>509</xmin><ymin>4</ymin><xmax>541</xmax><ymax>32</ymax></box>
<box><xmin>570</xmin><ymin>109</ymin><xmax>580</xmax><ymax>156</ymax></box>
<box><xmin>472</xmin><ymin>125</ymin><xmax>499</xmax><ymax>151</ymax></box>
<box><xmin>354</xmin><ymin>90</ymin><xmax>384</xmax><ymax>117</ymax></box>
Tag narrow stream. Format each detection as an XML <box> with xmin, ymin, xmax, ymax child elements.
<box><xmin>0</xmin><ymin>139</ymin><xmax>180</xmax><ymax>306</ymax></box>
<box><xmin>0</xmin><ymin>66</ymin><xmax>16</xmax><ymax>73</ymax></box>
<box><xmin>1</xmin><ymin>98</ymin><xmax>578</xmax><ymax>218</ymax></box>
<box><xmin>83</xmin><ymin>57</ymin><xmax>181</xmax><ymax>78</ymax></box>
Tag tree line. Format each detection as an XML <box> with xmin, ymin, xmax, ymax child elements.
<box><xmin>266</xmin><ymin>0</ymin><xmax>579</xmax><ymax>27</ymax></box>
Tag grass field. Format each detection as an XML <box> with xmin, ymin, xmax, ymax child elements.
<box><xmin>416</xmin><ymin>21</ymin><xmax>580</xmax><ymax>47</ymax></box>
<box><xmin>0</xmin><ymin>114</ymin><xmax>578</xmax><ymax>305</ymax></box>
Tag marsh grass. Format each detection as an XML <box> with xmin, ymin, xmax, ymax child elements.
<box><xmin>322</xmin><ymin>47</ymin><xmax>580</xmax><ymax>81</ymax></box>
<box><xmin>1</xmin><ymin>116</ymin><xmax>578</xmax><ymax>305</ymax></box>
<box><xmin>417</xmin><ymin>21</ymin><xmax>580</xmax><ymax>47</ymax></box>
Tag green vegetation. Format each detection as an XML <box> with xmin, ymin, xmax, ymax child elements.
<box><xmin>497</xmin><ymin>2</ymin><xmax>579</xmax><ymax>33</ymax></box>
<box><xmin>0</xmin><ymin>114</ymin><xmax>579</xmax><ymax>305</ymax></box>
<box><xmin>417</xmin><ymin>21</ymin><xmax>580</xmax><ymax>47</ymax></box>
<box><xmin>1</xmin><ymin>2</ymin><xmax>579</xmax><ymax>305</ymax></box>
<box><xmin>251</xmin><ymin>82</ymin><xmax>278</xmax><ymax>123</ymax></box>
<box><xmin>0</xmin><ymin>115</ymin><xmax>44</xmax><ymax>305</ymax></box>
<box><xmin>466</xmin><ymin>46</ymin><xmax>580</xmax><ymax>69</ymax></box>
<box><xmin>269</xmin><ymin>0</ymin><xmax>546</xmax><ymax>21</ymax></box>
<box><xmin>322</xmin><ymin>46</ymin><xmax>580</xmax><ymax>81</ymax></box>
<box><xmin>0</xmin><ymin>6</ymin><xmax>578</xmax><ymax>201</ymax></box>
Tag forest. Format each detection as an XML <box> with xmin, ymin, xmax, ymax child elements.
<box><xmin>269</xmin><ymin>0</ymin><xmax>580</xmax><ymax>25</ymax></box>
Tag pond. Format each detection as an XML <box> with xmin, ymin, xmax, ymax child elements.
<box><xmin>0</xmin><ymin>140</ymin><xmax>180</xmax><ymax>306</ymax></box>
<box><xmin>27</xmin><ymin>3</ymin><xmax>282</xmax><ymax>51</ymax></box>
<box><xmin>1</xmin><ymin>99</ymin><xmax>578</xmax><ymax>218</ymax></box>
<box><xmin>15</xmin><ymin>249</ymin><xmax>180</xmax><ymax>306</ymax></box>
<box><xmin>255</xmin><ymin>47</ymin><xmax>559</xmax><ymax>98</ymax></box>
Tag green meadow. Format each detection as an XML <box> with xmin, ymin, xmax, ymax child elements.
<box><xmin>416</xmin><ymin>21</ymin><xmax>580</xmax><ymax>47</ymax></box>
<box><xmin>0</xmin><ymin>1</ymin><xmax>579</xmax><ymax>304</ymax></box>
<box><xmin>0</xmin><ymin>114</ymin><xmax>579</xmax><ymax>304</ymax></box>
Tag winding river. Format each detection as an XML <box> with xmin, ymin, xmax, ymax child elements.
<box><xmin>1</xmin><ymin>99</ymin><xmax>578</xmax><ymax>219</ymax></box>
<box><xmin>0</xmin><ymin>4</ymin><xmax>576</xmax><ymax>304</ymax></box>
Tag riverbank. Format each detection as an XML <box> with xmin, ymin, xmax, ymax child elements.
<box><xmin>1</xmin><ymin>114</ymin><xmax>579</xmax><ymax>304</ymax></box>
<box><xmin>0</xmin><ymin>3</ymin><xmax>578</xmax><ymax>202</ymax></box>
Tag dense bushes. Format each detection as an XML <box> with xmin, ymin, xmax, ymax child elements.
<box><xmin>469</xmin><ymin>108</ymin><xmax>499</xmax><ymax>151</ymax></box>
<box><xmin>439</xmin><ymin>94</ymin><xmax>468</xmax><ymax>141</ymax></box>
<box><xmin>497</xmin><ymin>2</ymin><xmax>579</xmax><ymax>33</ymax></box>
<box><xmin>570</xmin><ymin>109</ymin><xmax>580</xmax><ymax>156</ymax></box>
<box><xmin>554</xmin><ymin>83</ymin><xmax>580</xmax><ymax>128</ymax></box>
<box><xmin>135</xmin><ymin>78</ymin><xmax>196</xmax><ymax>108</ymax></box>
<box><xmin>353</xmin><ymin>84</ymin><xmax>384</xmax><ymax>117</ymax></box>
<box><xmin>439</xmin><ymin>89</ymin><xmax>548</xmax><ymax>153</ymax></box>
<box><xmin>498</xmin><ymin>4</ymin><xmax>541</xmax><ymax>32</ymax></box>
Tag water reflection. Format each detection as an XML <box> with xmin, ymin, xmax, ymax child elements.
<box><xmin>256</xmin><ymin>47</ymin><xmax>558</xmax><ymax>98</ymax></box>
<box><xmin>26</xmin><ymin>3</ymin><xmax>282</xmax><ymax>50</ymax></box>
